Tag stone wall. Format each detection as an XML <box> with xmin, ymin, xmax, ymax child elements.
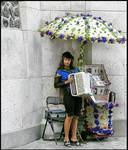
<box><xmin>1</xmin><ymin>1</ymin><xmax>43</xmax><ymax>148</ymax></box>
<box><xmin>1</xmin><ymin>1</ymin><xmax>86</xmax><ymax>148</ymax></box>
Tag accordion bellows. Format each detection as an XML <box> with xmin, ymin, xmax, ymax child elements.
<box><xmin>70</xmin><ymin>64</ymin><xmax>111</xmax><ymax>103</ymax></box>
<box><xmin>70</xmin><ymin>72</ymin><xmax>92</xmax><ymax>96</ymax></box>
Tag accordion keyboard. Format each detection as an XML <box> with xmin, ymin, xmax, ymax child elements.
<box><xmin>71</xmin><ymin>76</ymin><xmax>77</xmax><ymax>95</ymax></box>
<box><xmin>75</xmin><ymin>73</ymin><xmax>85</xmax><ymax>95</ymax></box>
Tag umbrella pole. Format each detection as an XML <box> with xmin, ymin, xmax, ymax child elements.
<box><xmin>77</xmin><ymin>42</ymin><xmax>86</xmax><ymax>71</ymax></box>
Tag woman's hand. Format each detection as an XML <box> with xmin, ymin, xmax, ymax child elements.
<box><xmin>64</xmin><ymin>75</ymin><xmax>73</xmax><ymax>84</ymax></box>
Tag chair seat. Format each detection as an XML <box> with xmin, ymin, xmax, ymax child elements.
<box><xmin>48</xmin><ymin>104</ymin><xmax>65</xmax><ymax>111</ymax></box>
<box><xmin>42</xmin><ymin>97</ymin><xmax>66</xmax><ymax>144</ymax></box>
<box><xmin>45</xmin><ymin>109</ymin><xmax>66</xmax><ymax>119</ymax></box>
<box><xmin>49</xmin><ymin>109</ymin><xmax>66</xmax><ymax>114</ymax></box>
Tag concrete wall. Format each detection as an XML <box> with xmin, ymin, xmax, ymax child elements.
<box><xmin>1</xmin><ymin>1</ymin><xmax>86</xmax><ymax>149</ymax></box>
<box><xmin>1</xmin><ymin>2</ymin><xmax>43</xmax><ymax>148</ymax></box>
<box><xmin>1</xmin><ymin>1</ymin><xmax>126</xmax><ymax>149</ymax></box>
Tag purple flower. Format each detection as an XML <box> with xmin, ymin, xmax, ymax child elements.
<box><xmin>67</xmin><ymin>35</ymin><xmax>71</xmax><ymax>40</ymax></box>
<box><xmin>48</xmin><ymin>31</ymin><xmax>53</xmax><ymax>36</ymax></box>
<box><xmin>83</xmin><ymin>16</ymin><xmax>86</xmax><ymax>19</ymax></box>
<box><xmin>86</xmin><ymin>13</ymin><xmax>90</xmax><ymax>16</ymax></box>
<box><xmin>102</xmin><ymin>20</ymin><xmax>106</xmax><ymax>23</ymax></box>
<box><xmin>59</xmin><ymin>34</ymin><xmax>64</xmax><ymax>39</ymax></box>
<box><xmin>109</xmin><ymin>38</ymin><xmax>114</xmax><ymax>43</ymax></box>
<box><xmin>77</xmin><ymin>36</ymin><xmax>83</xmax><ymax>42</ymax></box>
<box><xmin>108</xmin><ymin>23</ymin><xmax>112</xmax><ymax>26</ymax></box>
<box><xmin>102</xmin><ymin>37</ymin><xmax>107</xmax><ymax>43</ymax></box>
<box><xmin>108</xmin><ymin>120</ymin><xmax>112</xmax><ymax>124</ymax></box>
<box><xmin>105</xmin><ymin>103</ymin><xmax>109</xmax><ymax>109</ymax></box>
<box><xmin>93</xmin><ymin>17</ymin><xmax>97</xmax><ymax>20</ymax></box>
<box><xmin>108</xmin><ymin>103</ymin><xmax>113</xmax><ymax>109</ymax></box>
<box><xmin>95</xmin><ymin>119</ymin><xmax>99</xmax><ymax>125</ymax></box>
<box><xmin>108</xmin><ymin>124</ymin><xmax>112</xmax><ymax>127</ymax></box>
<box><xmin>84</xmin><ymin>14</ymin><xmax>87</xmax><ymax>17</ymax></box>
<box><xmin>121</xmin><ymin>37</ymin><xmax>126</xmax><ymax>43</ymax></box>
<box><xmin>108</xmin><ymin>125</ymin><xmax>112</xmax><ymax>129</ymax></box>
<box><xmin>91</xmin><ymin>37</ymin><xmax>96</xmax><ymax>42</ymax></box>
<box><xmin>62</xmin><ymin>18</ymin><xmax>64</xmax><ymax>21</ymax></box>
<box><xmin>98</xmin><ymin>17</ymin><xmax>102</xmax><ymax>19</ymax></box>
<box><xmin>98</xmin><ymin>37</ymin><xmax>101</xmax><ymax>42</ymax></box>
<box><xmin>118</xmin><ymin>38</ymin><xmax>124</xmax><ymax>44</ymax></box>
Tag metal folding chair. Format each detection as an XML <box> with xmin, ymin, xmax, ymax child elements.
<box><xmin>42</xmin><ymin>96</ymin><xmax>66</xmax><ymax>144</ymax></box>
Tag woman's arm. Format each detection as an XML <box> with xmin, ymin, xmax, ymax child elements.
<box><xmin>54</xmin><ymin>76</ymin><xmax>65</xmax><ymax>88</ymax></box>
<box><xmin>54</xmin><ymin>74</ymin><xmax>72</xmax><ymax>88</ymax></box>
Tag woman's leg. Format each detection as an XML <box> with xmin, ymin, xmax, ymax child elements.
<box><xmin>71</xmin><ymin>97</ymin><xmax>82</xmax><ymax>141</ymax></box>
<box><xmin>64</xmin><ymin>113</ymin><xmax>72</xmax><ymax>142</ymax></box>
<box><xmin>70</xmin><ymin>115</ymin><xmax>78</xmax><ymax>141</ymax></box>
<box><xmin>63</xmin><ymin>90</ymin><xmax>74</xmax><ymax>142</ymax></box>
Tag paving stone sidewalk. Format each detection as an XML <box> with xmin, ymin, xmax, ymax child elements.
<box><xmin>13</xmin><ymin>136</ymin><xmax>126</xmax><ymax>149</ymax></box>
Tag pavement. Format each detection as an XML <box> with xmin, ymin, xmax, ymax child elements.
<box><xmin>13</xmin><ymin>136</ymin><xmax>127</xmax><ymax>149</ymax></box>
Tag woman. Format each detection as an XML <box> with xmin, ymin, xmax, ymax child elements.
<box><xmin>54</xmin><ymin>51</ymin><xmax>82</xmax><ymax>147</ymax></box>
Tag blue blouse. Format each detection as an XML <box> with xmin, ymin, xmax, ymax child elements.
<box><xmin>56</xmin><ymin>67</ymin><xmax>80</xmax><ymax>82</ymax></box>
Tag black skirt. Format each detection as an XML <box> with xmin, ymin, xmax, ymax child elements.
<box><xmin>63</xmin><ymin>89</ymin><xmax>82</xmax><ymax>117</ymax></box>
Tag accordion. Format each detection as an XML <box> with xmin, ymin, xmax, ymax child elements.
<box><xmin>69</xmin><ymin>72</ymin><xmax>93</xmax><ymax>97</ymax></box>
<box><xmin>69</xmin><ymin>70</ymin><xmax>110</xmax><ymax>103</ymax></box>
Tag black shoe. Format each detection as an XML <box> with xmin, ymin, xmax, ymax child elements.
<box><xmin>64</xmin><ymin>141</ymin><xmax>71</xmax><ymax>147</ymax></box>
<box><xmin>70</xmin><ymin>140</ymin><xmax>81</xmax><ymax>146</ymax></box>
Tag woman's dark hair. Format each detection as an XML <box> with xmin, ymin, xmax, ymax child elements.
<box><xmin>57</xmin><ymin>51</ymin><xmax>75</xmax><ymax>70</ymax></box>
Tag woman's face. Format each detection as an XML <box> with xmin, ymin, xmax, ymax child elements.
<box><xmin>63</xmin><ymin>57</ymin><xmax>71</xmax><ymax>67</ymax></box>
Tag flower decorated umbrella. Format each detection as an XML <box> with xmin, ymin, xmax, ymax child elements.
<box><xmin>39</xmin><ymin>13</ymin><xmax>126</xmax><ymax>70</ymax></box>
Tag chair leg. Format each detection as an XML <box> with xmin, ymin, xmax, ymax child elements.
<box><xmin>42</xmin><ymin>118</ymin><xmax>48</xmax><ymax>139</ymax></box>
<box><xmin>49</xmin><ymin>119</ymin><xmax>58</xmax><ymax>145</ymax></box>
<box><xmin>59</xmin><ymin>124</ymin><xmax>64</xmax><ymax>140</ymax></box>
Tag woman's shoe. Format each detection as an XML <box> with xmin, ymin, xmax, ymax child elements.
<box><xmin>70</xmin><ymin>140</ymin><xmax>81</xmax><ymax>146</ymax></box>
<box><xmin>64</xmin><ymin>141</ymin><xmax>71</xmax><ymax>147</ymax></box>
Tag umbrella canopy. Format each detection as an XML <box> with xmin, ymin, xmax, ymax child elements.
<box><xmin>40</xmin><ymin>13</ymin><xmax>126</xmax><ymax>44</ymax></box>
<box><xmin>39</xmin><ymin>13</ymin><xmax>126</xmax><ymax>69</ymax></box>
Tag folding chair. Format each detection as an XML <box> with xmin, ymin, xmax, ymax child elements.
<box><xmin>42</xmin><ymin>96</ymin><xmax>66</xmax><ymax>144</ymax></box>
